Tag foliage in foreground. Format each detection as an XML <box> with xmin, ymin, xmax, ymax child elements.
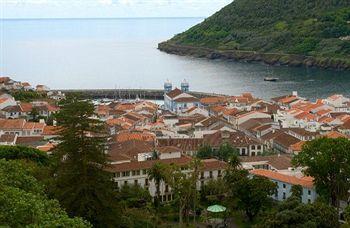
<box><xmin>293</xmin><ymin>137</ymin><xmax>350</xmax><ymax>207</ymax></box>
<box><xmin>0</xmin><ymin>145</ymin><xmax>49</xmax><ymax>165</ymax></box>
<box><xmin>225</xmin><ymin>168</ymin><xmax>276</xmax><ymax>221</ymax></box>
<box><xmin>256</xmin><ymin>196</ymin><xmax>339</xmax><ymax>228</ymax></box>
<box><xmin>0</xmin><ymin>159</ymin><xmax>90</xmax><ymax>227</ymax></box>
<box><xmin>52</xmin><ymin>97</ymin><xmax>121</xmax><ymax>227</ymax></box>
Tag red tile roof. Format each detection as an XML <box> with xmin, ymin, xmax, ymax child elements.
<box><xmin>157</xmin><ymin>138</ymin><xmax>204</xmax><ymax>152</ymax></box>
<box><xmin>250</xmin><ymin>169</ymin><xmax>314</xmax><ymax>188</ymax></box>
<box><xmin>202</xmin><ymin>158</ymin><xmax>227</xmax><ymax>171</ymax></box>
<box><xmin>42</xmin><ymin>125</ymin><xmax>61</xmax><ymax>135</ymax></box>
<box><xmin>113</xmin><ymin>131</ymin><xmax>155</xmax><ymax>143</ymax></box>
<box><xmin>324</xmin><ymin>131</ymin><xmax>349</xmax><ymax>139</ymax></box>
<box><xmin>200</xmin><ymin>96</ymin><xmax>227</xmax><ymax>105</ymax></box>
<box><xmin>204</xmin><ymin>130</ymin><xmax>261</xmax><ymax>148</ymax></box>
<box><xmin>173</xmin><ymin>96</ymin><xmax>199</xmax><ymax>103</ymax></box>
<box><xmin>156</xmin><ymin>146</ymin><xmax>182</xmax><ymax>154</ymax></box>
<box><xmin>166</xmin><ymin>88</ymin><xmax>183</xmax><ymax>99</ymax></box>
<box><xmin>0</xmin><ymin>119</ymin><xmax>26</xmax><ymax>129</ymax></box>
<box><xmin>240</xmin><ymin>155</ymin><xmax>292</xmax><ymax>170</ymax></box>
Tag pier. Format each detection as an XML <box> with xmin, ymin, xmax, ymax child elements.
<box><xmin>59</xmin><ymin>89</ymin><xmax>223</xmax><ymax>100</ymax></box>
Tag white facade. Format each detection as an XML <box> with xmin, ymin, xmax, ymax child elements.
<box><xmin>272</xmin><ymin>180</ymin><xmax>317</xmax><ymax>204</ymax></box>
<box><xmin>113</xmin><ymin>167</ymin><xmax>224</xmax><ymax>201</ymax></box>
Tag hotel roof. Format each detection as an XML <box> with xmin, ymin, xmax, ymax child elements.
<box><xmin>240</xmin><ymin>155</ymin><xmax>292</xmax><ymax>170</ymax></box>
<box><xmin>107</xmin><ymin>155</ymin><xmax>192</xmax><ymax>172</ymax></box>
<box><xmin>250</xmin><ymin>169</ymin><xmax>314</xmax><ymax>188</ymax></box>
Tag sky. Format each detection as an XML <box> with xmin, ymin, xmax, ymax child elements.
<box><xmin>0</xmin><ymin>0</ymin><xmax>233</xmax><ymax>19</ymax></box>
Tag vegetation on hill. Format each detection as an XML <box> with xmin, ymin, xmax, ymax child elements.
<box><xmin>160</xmin><ymin>0</ymin><xmax>350</xmax><ymax>69</ymax></box>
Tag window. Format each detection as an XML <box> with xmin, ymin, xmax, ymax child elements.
<box><xmin>145</xmin><ymin>178</ymin><xmax>149</xmax><ymax>186</ymax></box>
<box><xmin>132</xmin><ymin>170</ymin><xmax>136</xmax><ymax>176</ymax></box>
<box><xmin>115</xmin><ymin>172</ymin><xmax>120</xmax><ymax>178</ymax></box>
<box><xmin>251</xmin><ymin>152</ymin><xmax>255</xmax><ymax>156</ymax></box>
<box><xmin>163</xmin><ymin>195</ymin><xmax>167</xmax><ymax>202</ymax></box>
<box><xmin>134</xmin><ymin>180</ymin><xmax>138</xmax><ymax>185</ymax></box>
<box><xmin>283</xmin><ymin>184</ymin><xmax>286</xmax><ymax>189</ymax></box>
<box><xmin>308</xmin><ymin>190</ymin><xmax>311</xmax><ymax>195</ymax></box>
<box><xmin>241</xmin><ymin>148</ymin><xmax>246</xmax><ymax>156</ymax></box>
<box><xmin>275</xmin><ymin>190</ymin><xmax>278</xmax><ymax>197</ymax></box>
<box><xmin>116</xmin><ymin>182</ymin><xmax>119</xmax><ymax>188</ymax></box>
<box><xmin>143</xmin><ymin>169</ymin><xmax>147</xmax><ymax>175</ymax></box>
<box><xmin>165</xmin><ymin>185</ymin><xmax>169</xmax><ymax>193</ymax></box>
<box><xmin>257</xmin><ymin>145</ymin><xmax>261</xmax><ymax>150</ymax></box>
<box><xmin>136</xmin><ymin>170</ymin><xmax>140</xmax><ymax>175</ymax></box>
<box><xmin>252</xmin><ymin>145</ymin><xmax>255</xmax><ymax>150</ymax></box>
<box><xmin>308</xmin><ymin>199</ymin><xmax>311</xmax><ymax>204</ymax></box>
<box><xmin>283</xmin><ymin>192</ymin><xmax>286</xmax><ymax>199</ymax></box>
<box><xmin>167</xmin><ymin>194</ymin><xmax>171</xmax><ymax>201</ymax></box>
<box><xmin>200</xmin><ymin>172</ymin><xmax>204</xmax><ymax>179</ymax></box>
<box><xmin>124</xmin><ymin>181</ymin><xmax>128</xmax><ymax>185</ymax></box>
<box><xmin>201</xmin><ymin>181</ymin><xmax>204</xmax><ymax>188</ymax></box>
<box><xmin>218</xmin><ymin>170</ymin><xmax>222</xmax><ymax>177</ymax></box>
<box><xmin>209</xmin><ymin>171</ymin><xmax>213</xmax><ymax>178</ymax></box>
<box><xmin>122</xmin><ymin>171</ymin><xmax>130</xmax><ymax>177</ymax></box>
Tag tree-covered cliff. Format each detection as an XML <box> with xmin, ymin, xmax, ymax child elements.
<box><xmin>159</xmin><ymin>0</ymin><xmax>350</xmax><ymax>69</ymax></box>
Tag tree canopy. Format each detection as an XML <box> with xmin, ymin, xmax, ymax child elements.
<box><xmin>224</xmin><ymin>168</ymin><xmax>276</xmax><ymax>221</ymax></box>
<box><xmin>0</xmin><ymin>159</ymin><xmax>90</xmax><ymax>227</ymax></box>
<box><xmin>293</xmin><ymin>137</ymin><xmax>350</xmax><ymax>207</ymax></box>
<box><xmin>0</xmin><ymin>145</ymin><xmax>49</xmax><ymax>165</ymax></box>
<box><xmin>52</xmin><ymin>97</ymin><xmax>120</xmax><ymax>227</ymax></box>
<box><xmin>257</xmin><ymin>196</ymin><xmax>339</xmax><ymax>228</ymax></box>
<box><xmin>196</xmin><ymin>143</ymin><xmax>239</xmax><ymax>161</ymax></box>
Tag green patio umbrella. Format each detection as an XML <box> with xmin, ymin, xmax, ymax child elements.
<box><xmin>207</xmin><ymin>204</ymin><xmax>226</xmax><ymax>213</ymax></box>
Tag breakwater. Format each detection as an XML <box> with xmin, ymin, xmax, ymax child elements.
<box><xmin>59</xmin><ymin>89</ymin><xmax>223</xmax><ymax>100</ymax></box>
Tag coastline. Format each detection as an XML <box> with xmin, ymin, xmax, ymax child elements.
<box><xmin>158</xmin><ymin>42</ymin><xmax>350</xmax><ymax>71</ymax></box>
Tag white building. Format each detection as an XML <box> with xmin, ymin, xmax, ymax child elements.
<box><xmin>110</xmin><ymin>157</ymin><xmax>226</xmax><ymax>202</ymax></box>
<box><xmin>250</xmin><ymin>169</ymin><xmax>317</xmax><ymax>204</ymax></box>
<box><xmin>163</xmin><ymin>81</ymin><xmax>200</xmax><ymax>114</ymax></box>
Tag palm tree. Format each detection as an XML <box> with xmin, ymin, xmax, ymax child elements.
<box><xmin>148</xmin><ymin>162</ymin><xmax>166</xmax><ymax>208</ymax></box>
<box><xmin>190</xmin><ymin>158</ymin><xmax>202</xmax><ymax>225</ymax></box>
<box><xmin>228</xmin><ymin>154</ymin><xmax>241</xmax><ymax>170</ymax></box>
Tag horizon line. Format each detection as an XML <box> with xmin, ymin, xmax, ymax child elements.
<box><xmin>0</xmin><ymin>16</ymin><xmax>205</xmax><ymax>21</ymax></box>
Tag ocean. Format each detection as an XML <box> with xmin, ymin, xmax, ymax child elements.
<box><xmin>1</xmin><ymin>17</ymin><xmax>350</xmax><ymax>100</ymax></box>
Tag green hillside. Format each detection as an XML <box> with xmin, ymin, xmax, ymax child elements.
<box><xmin>160</xmin><ymin>0</ymin><xmax>350</xmax><ymax>69</ymax></box>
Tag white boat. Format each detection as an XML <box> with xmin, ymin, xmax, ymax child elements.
<box><xmin>264</xmin><ymin>77</ymin><xmax>279</xmax><ymax>82</ymax></box>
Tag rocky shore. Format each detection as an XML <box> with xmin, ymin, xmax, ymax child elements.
<box><xmin>158</xmin><ymin>42</ymin><xmax>350</xmax><ymax>71</ymax></box>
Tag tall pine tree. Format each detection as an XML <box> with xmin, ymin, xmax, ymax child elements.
<box><xmin>52</xmin><ymin>97</ymin><xmax>120</xmax><ymax>227</ymax></box>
